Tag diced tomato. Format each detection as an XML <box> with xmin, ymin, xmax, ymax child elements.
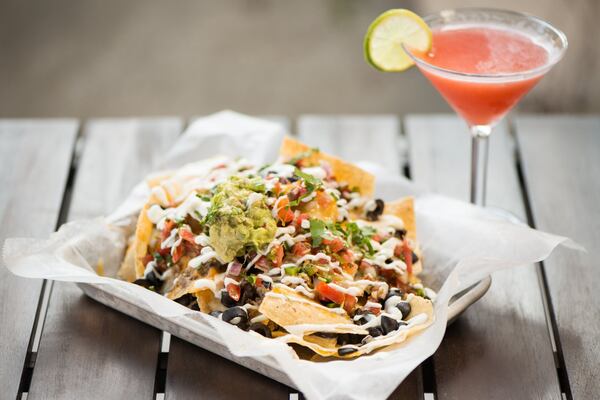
<box><xmin>322</xmin><ymin>237</ymin><xmax>345</xmax><ymax>253</ymax></box>
<box><xmin>226</xmin><ymin>283</ymin><xmax>241</xmax><ymax>301</ymax></box>
<box><xmin>394</xmin><ymin>244</ymin><xmax>403</xmax><ymax>258</ymax></box>
<box><xmin>276</xmin><ymin>197</ymin><xmax>295</xmax><ymax>224</ymax></box>
<box><xmin>158</xmin><ymin>247</ymin><xmax>171</xmax><ymax>256</ymax></box>
<box><xmin>142</xmin><ymin>253</ymin><xmax>153</xmax><ymax>266</ymax></box>
<box><xmin>315</xmin><ymin>281</ymin><xmax>345</xmax><ymax>305</ymax></box>
<box><xmin>343</xmin><ymin>294</ymin><xmax>357</xmax><ymax>314</ymax></box>
<box><xmin>179</xmin><ymin>228</ymin><xmax>196</xmax><ymax>244</ymax></box>
<box><xmin>161</xmin><ymin>220</ymin><xmax>175</xmax><ymax>241</ymax></box>
<box><xmin>172</xmin><ymin>245</ymin><xmax>183</xmax><ymax>264</ymax></box>
<box><xmin>372</xmin><ymin>234</ymin><xmax>382</xmax><ymax>243</ymax></box>
<box><xmin>292</xmin><ymin>242</ymin><xmax>311</xmax><ymax>257</ymax></box>
<box><xmin>295</xmin><ymin>213</ymin><xmax>310</xmax><ymax>228</ymax></box>
<box><xmin>366</xmin><ymin>305</ymin><xmax>381</xmax><ymax>316</ymax></box>
<box><xmin>255</xmin><ymin>277</ymin><xmax>263</xmax><ymax>287</ymax></box>
<box><xmin>403</xmin><ymin>239</ymin><xmax>413</xmax><ymax>275</ymax></box>
<box><xmin>272</xmin><ymin>245</ymin><xmax>284</xmax><ymax>267</ymax></box>
<box><xmin>273</xmin><ymin>181</ymin><xmax>282</xmax><ymax>196</ymax></box>
<box><xmin>359</xmin><ymin>260</ymin><xmax>372</xmax><ymax>271</ymax></box>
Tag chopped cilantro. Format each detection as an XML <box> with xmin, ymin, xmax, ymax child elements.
<box><xmin>246</xmin><ymin>275</ymin><xmax>257</xmax><ymax>285</ymax></box>
<box><xmin>309</xmin><ymin>219</ymin><xmax>326</xmax><ymax>247</ymax></box>
<box><xmin>344</xmin><ymin>222</ymin><xmax>376</xmax><ymax>256</ymax></box>
<box><xmin>287</xmin><ymin>148</ymin><xmax>319</xmax><ymax>166</ymax></box>
<box><xmin>294</xmin><ymin>168</ymin><xmax>322</xmax><ymax>192</ymax></box>
<box><xmin>196</xmin><ymin>193</ymin><xmax>212</xmax><ymax>202</ymax></box>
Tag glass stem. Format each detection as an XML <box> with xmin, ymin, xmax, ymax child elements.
<box><xmin>470</xmin><ymin>125</ymin><xmax>492</xmax><ymax>206</ymax></box>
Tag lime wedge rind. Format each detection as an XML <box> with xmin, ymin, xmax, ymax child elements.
<box><xmin>364</xmin><ymin>9</ymin><xmax>432</xmax><ymax>72</ymax></box>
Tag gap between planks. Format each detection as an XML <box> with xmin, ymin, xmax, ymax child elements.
<box><xmin>512</xmin><ymin>120</ymin><xmax>572</xmax><ymax>400</ymax></box>
<box><xmin>18</xmin><ymin>127</ymin><xmax>84</xmax><ymax>399</ymax></box>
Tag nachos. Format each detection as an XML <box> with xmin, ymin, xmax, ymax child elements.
<box><xmin>118</xmin><ymin>137</ymin><xmax>435</xmax><ymax>358</ymax></box>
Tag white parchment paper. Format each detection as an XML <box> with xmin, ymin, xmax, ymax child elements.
<box><xmin>2</xmin><ymin>111</ymin><xmax>580</xmax><ymax>400</ymax></box>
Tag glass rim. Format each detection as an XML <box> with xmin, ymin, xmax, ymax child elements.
<box><xmin>403</xmin><ymin>7</ymin><xmax>569</xmax><ymax>80</ymax></box>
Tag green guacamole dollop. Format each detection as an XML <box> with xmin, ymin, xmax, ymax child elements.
<box><xmin>205</xmin><ymin>176</ymin><xmax>276</xmax><ymax>262</ymax></box>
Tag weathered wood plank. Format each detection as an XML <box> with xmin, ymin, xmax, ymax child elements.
<box><xmin>28</xmin><ymin>118</ymin><xmax>182</xmax><ymax>399</ymax></box>
<box><xmin>0</xmin><ymin>120</ymin><xmax>78</xmax><ymax>398</ymax></box>
<box><xmin>297</xmin><ymin>115</ymin><xmax>402</xmax><ymax>172</ymax></box>
<box><xmin>516</xmin><ymin>115</ymin><xmax>600</xmax><ymax>399</ymax></box>
<box><xmin>164</xmin><ymin>117</ymin><xmax>297</xmax><ymax>398</ymax></box>
<box><xmin>166</xmin><ymin>337</ymin><xmax>292</xmax><ymax>400</ymax></box>
<box><xmin>298</xmin><ymin>115</ymin><xmax>423</xmax><ymax>400</ymax></box>
<box><xmin>405</xmin><ymin>114</ymin><xmax>561</xmax><ymax>399</ymax></box>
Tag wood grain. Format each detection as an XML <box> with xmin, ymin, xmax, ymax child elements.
<box><xmin>298</xmin><ymin>115</ymin><xmax>423</xmax><ymax>400</ymax></box>
<box><xmin>166</xmin><ymin>336</ymin><xmax>292</xmax><ymax>400</ymax></box>
<box><xmin>516</xmin><ymin>115</ymin><xmax>600</xmax><ymax>399</ymax></box>
<box><xmin>28</xmin><ymin>118</ymin><xmax>182</xmax><ymax>399</ymax></box>
<box><xmin>405</xmin><ymin>114</ymin><xmax>562</xmax><ymax>399</ymax></box>
<box><xmin>0</xmin><ymin>120</ymin><xmax>78</xmax><ymax>398</ymax></box>
<box><xmin>297</xmin><ymin>115</ymin><xmax>402</xmax><ymax>173</ymax></box>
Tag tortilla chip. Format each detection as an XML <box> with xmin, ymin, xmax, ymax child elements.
<box><xmin>117</xmin><ymin>242</ymin><xmax>137</xmax><ymax>282</ymax></box>
<box><xmin>385</xmin><ymin>197</ymin><xmax>416</xmax><ymax>241</ymax></box>
<box><xmin>278</xmin><ymin>295</ymin><xmax>434</xmax><ymax>359</ymax></box>
<box><xmin>385</xmin><ymin>196</ymin><xmax>422</xmax><ymax>275</ymax></box>
<box><xmin>259</xmin><ymin>285</ymin><xmax>351</xmax><ymax>327</ymax></box>
<box><xmin>194</xmin><ymin>290</ymin><xmax>220</xmax><ymax>313</ymax></box>
<box><xmin>279</xmin><ymin>136</ymin><xmax>374</xmax><ymax>197</ymax></box>
<box><xmin>134</xmin><ymin>204</ymin><xmax>154</xmax><ymax>279</ymax></box>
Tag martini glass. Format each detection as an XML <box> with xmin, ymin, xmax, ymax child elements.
<box><xmin>404</xmin><ymin>8</ymin><xmax>567</xmax><ymax>205</ymax></box>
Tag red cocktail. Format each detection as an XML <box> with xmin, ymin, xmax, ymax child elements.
<box><xmin>405</xmin><ymin>9</ymin><xmax>567</xmax><ymax>205</ymax></box>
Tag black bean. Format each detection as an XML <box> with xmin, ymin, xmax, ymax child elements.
<box><xmin>355</xmin><ymin>312</ymin><xmax>375</xmax><ymax>325</ymax></box>
<box><xmin>385</xmin><ymin>288</ymin><xmax>404</xmax><ymax>301</ymax></box>
<box><xmin>145</xmin><ymin>270</ymin><xmax>162</xmax><ymax>287</ymax></box>
<box><xmin>366</xmin><ymin>199</ymin><xmax>385</xmax><ymax>221</ymax></box>
<box><xmin>189</xmin><ymin>301</ymin><xmax>200</xmax><ymax>311</ymax></box>
<box><xmin>220</xmin><ymin>290</ymin><xmax>238</xmax><ymax>307</ymax></box>
<box><xmin>314</xmin><ymin>332</ymin><xmax>338</xmax><ymax>339</ymax></box>
<box><xmin>337</xmin><ymin>334</ymin><xmax>364</xmax><ymax>346</ymax></box>
<box><xmin>397</xmin><ymin>302</ymin><xmax>411</xmax><ymax>318</ymax></box>
<box><xmin>240</xmin><ymin>281</ymin><xmax>257</xmax><ymax>304</ymax></box>
<box><xmin>411</xmin><ymin>251</ymin><xmax>419</xmax><ymax>264</ymax></box>
<box><xmin>249</xmin><ymin>323</ymin><xmax>272</xmax><ymax>338</ymax></box>
<box><xmin>175</xmin><ymin>293</ymin><xmax>196</xmax><ymax>307</ymax></box>
<box><xmin>338</xmin><ymin>346</ymin><xmax>359</xmax><ymax>356</ymax></box>
<box><xmin>381</xmin><ymin>315</ymin><xmax>400</xmax><ymax>335</ymax></box>
<box><xmin>222</xmin><ymin>307</ymin><xmax>248</xmax><ymax>330</ymax></box>
<box><xmin>133</xmin><ymin>278</ymin><xmax>153</xmax><ymax>289</ymax></box>
<box><xmin>394</xmin><ymin>228</ymin><xmax>407</xmax><ymax>239</ymax></box>
<box><xmin>367</xmin><ymin>327</ymin><xmax>383</xmax><ymax>338</ymax></box>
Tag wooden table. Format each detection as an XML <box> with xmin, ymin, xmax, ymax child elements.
<box><xmin>1</xmin><ymin>115</ymin><xmax>598</xmax><ymax>399</ymax></box>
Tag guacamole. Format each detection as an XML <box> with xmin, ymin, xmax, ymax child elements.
<box><xmin>205</xmin><ymin>176</ymin><xmax>276</xmax><ymax>262</ymax></box>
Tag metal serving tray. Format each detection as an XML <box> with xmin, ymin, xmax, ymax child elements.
<box><xmin>78</xmin><ymin>275</ymin><xmax>490</xmax><ymax>389</ymax></box>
